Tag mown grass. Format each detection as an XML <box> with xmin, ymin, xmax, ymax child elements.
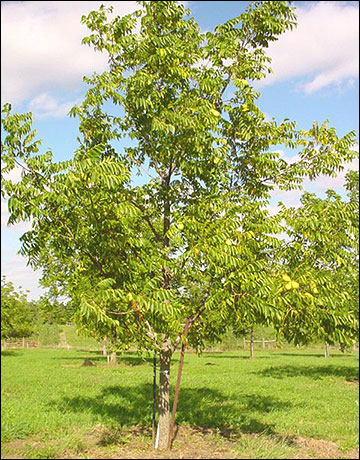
<box><xmin>1</xmin><ymin>341</ymin><xmax>358</xmax><ymax>459</ymax></box>
<box><xmin>60</xmin><ymin>325</ymin><xmax>100</xmax><ymax>350</ymax></box>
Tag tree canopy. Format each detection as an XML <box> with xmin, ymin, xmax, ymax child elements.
<box><xmin>1</xmin><ymin>0</ymin><xmax>358</xmax><ymax>449</ymax></box>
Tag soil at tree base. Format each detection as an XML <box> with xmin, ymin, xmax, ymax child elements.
<box><xmin>1</xmin><ymin>425</ymin><xmax>359</xmax><ymax>459</ymax></box>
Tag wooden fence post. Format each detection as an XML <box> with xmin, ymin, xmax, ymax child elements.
<box><xmin>22</xmin><ymin>337</ymin><xmax>25</xmax><ymax>348</ymax></box>
<box><xmin>243</xmin><ymin>337</ymin><xmax>246</xmax><ymax>350</ymax></box>
<box><xmin>262</xmin><ymin>337</ymin><xmax>265</xmax><ymax>349</ymax></box>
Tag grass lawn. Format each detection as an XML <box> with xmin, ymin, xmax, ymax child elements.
<box><xmin>1</xmin><ymin>341</ymin><xmax>358</xmax><ymax>459</ymax></box>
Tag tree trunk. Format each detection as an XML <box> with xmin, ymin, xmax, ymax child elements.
<box><xmin>110</xmin><ymin>351</ymin><xmax>117</xmax><ymax>365</ymax></box>
<box><xmin>324</xmin><ymin>342</ymin><xmax>330</xmax><ymax>358</ymax></box>
<box><xmin>110</xmin><ymin>331</ymin><xmax>117</xmax><ymax>365</ymax></box>
<box><xmin>103</xmin><ymin>336</ymin><xmax>107</xmax><ymax>357</ymax></box>
<box><xmin>168</xmin><ymin>318</ymin><xmax>190</xmax><ymax>449</ymax></box>
<box><xmin>249</xmin><ymin>329</ymin><xmax>255</xmax><ymax>359</ymax></box>
<box><xmin>156</xmin><ymin>336</ymin><xmax>172</xmax><ymax>450</ymax></box>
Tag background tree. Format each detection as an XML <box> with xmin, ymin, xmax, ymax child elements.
<box><xmin>1</xmin><ymin>1</ymin><xmax>358</xmax><ymax>449</ymax></box>
<box><xmin>37</xmin><ymin>296</ymin><xmax>74</xmax><ymax>325</ymax></box>
<box><xmin>271</xmin><ymin>171</ymin><xmax>359</xmax><ymax>349</ymax></box>
<box><xmin>1</xmin><ymin>276</ymin><xmax>39</xmax><ymax>339</ymax></box>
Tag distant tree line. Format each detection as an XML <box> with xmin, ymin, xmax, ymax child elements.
<box><xmin>1</xmin><ymin>275</ymin><xmax>74</xmax><ymax>340</ymax></box>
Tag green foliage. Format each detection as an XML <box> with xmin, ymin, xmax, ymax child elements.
<box><xmin>1</xmin><ymin>1</ymin><xmax>358</xmax><ymax>356</ymax></box>
<box><xmin>272</xmin><ymin>172</ymin><xmax>359</xmax><ymax>349</ymax></box>
<box><xmin>1</xmin><ymin>276</ymin><xmax>40</xmax><ymax>339</ymax></box>
<box><xmin>38</xmin><ymin>323</ymin><xmax>60</xmax><ymax>346</ymax></box>
<box><xmin>1</xmin><ymin>275</ymin><xmax>74</xmax><ymax>340</ymax></box>
<box><xmin>37</xmin><ymin>296</ymin><xmax>74</xmax><ymax>325</ymax></box>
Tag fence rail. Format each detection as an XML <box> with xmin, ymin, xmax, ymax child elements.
<box><xmin>243</xmin><ymin>338</ymin><xmax>276</xmax><ymax>349</ymax></box>
<box><xmin>2</xmin><ymin>338</ymin><xmax>40</xmax><ymax>350</ymax></box>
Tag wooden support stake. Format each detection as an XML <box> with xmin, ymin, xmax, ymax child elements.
<box><xmin>152</xmin><ymin>350</ymin><xmax>157</xmax><ymax>445</ymax></box>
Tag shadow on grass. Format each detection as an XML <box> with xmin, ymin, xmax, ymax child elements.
<box><xmin>256</xmin><ymin>364</ymin><xmax>359</xmax><ymax>382</ymax></box>
<box><xmin>52</xmin><ymin>353</ymin><xmax>152</xmax><ymax>366</ymax></box>
<box><xmin>49</xmin><ymin>383</ymin><xmax>292</xmax><ymax>438</ymax></box>
<box><xmin>1</xmin><ymin>350</ymin><xmax>21</xmax><ymax>357</ymax></box>
<box><xmin>274</xmin><ymin>352</ymin><xmax>354</xmax><ymax>358</ymax></box>
<box><xmin>201</xmin><ymin>353</ymin><xmax>272</xmax><ymax>360</ymax></box>
<box><xmin>200</xmin><ymin>353</ymin><xmax>251</xmax><ymax>360</ymax></box>
<box><xmin>52</xmin><ymin>354</ymin><xmax>108</xmax><ymax>363</ymax></box>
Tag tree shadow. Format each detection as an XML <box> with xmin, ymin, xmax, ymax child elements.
<box><xmin>255</xmin><ymin>365</ymin><xmax>359</xmax><ymax>382</ymax></box>
<box><xmin>1</xmin><ymin>350</ymin><xmax>21</xmax><ymax>357</ymax></box>
<box><xmin>49</xmin><ymin>383</ymin><xmax>154</xmax><ymax>429</ymax></box>
<box><xmin>200</xmin><ymin>353</ymin><xmax>272</xmax><ymax>360</ymax></box>
<box><xmin>274</xmin><ymin>352</ymin><xmax>353</xmax><ymax>358</ymax></box>
<box><xmin>121</xmin><ymin>357</ymin><xmax>151</xmax><ymax>366</ymax></box>
<box><xmin>49</xmin><ymin>383</ymin><xmax>293</xmax><ymax>439</ymax></box>
<box><xmin>52</xmin><ymin>354</ymin><xmax>108</xmax><ymax>363</ymax></box>
<box><xmin>52</xmin><ymin>352</ymin><xmax>152</xmax><ymax>367</ymax></box>
<box><xmin>174</xmin><ymin>387</ymin><xmax>292</xmax><ymax>436</ymax></box>
<box><xmin>200</xmin><ymin>353</ymin><xmax>250</xmax><ymax>360</ymax></box>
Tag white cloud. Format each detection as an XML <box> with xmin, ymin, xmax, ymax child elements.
<box><xmin>260</xmin><ymin>1</ymin><xmax>359</xmax><ymax>93</ymax></box>
<box><xmin>1</xmin><ymin>248</ymin><xmax>45</xmax><ymax>300</ymax></box>
<box><xmin>270</xmin><ymin>144</ymin><xmax>359</xmax><ymax>210</ymax></box>
<box><xmin>1</xmin><ymin>163</ymin><xmax>23</xmax><ymax>184</ymax></box>
<box><xmin>28</xmin><ymin>93</ymin><xmax>79</xmax><ymax>119</ymax></box>
<box><xmin>2</xmin><ymin>197</ymin><xmax>32</xmax><ymax>236</ymax></box>
<box><xmin>271</xmin><ymin>187</ymin><xmax>304</xmax><ymax>208</ymax></box>
<box><xmin>1</xmin><ymin>1</ymin><xmax>139</xmax><ymax>106</ymax></box>
<box><xmin>307</xmin><ymin>159</ymin><xmax>359</xmax><ymax>192</ymax></box>
<box><xmin>304</xmin><ymin>144</ymin><xmax>359</xmax><ymax>192</ymax></box>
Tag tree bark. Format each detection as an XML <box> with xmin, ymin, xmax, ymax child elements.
<box><xmin>324</xmin><ymin>342</ymin><xmax>330</xmax><ymax>358</ymax></box>
<box><xmin>110</xmin><ymin>351</ymin><xmax>117</xmax><ymax>365</ymax></box>
<box><xmin>155</xmin><ymin>167</ymin><xmax>173</xmax><ymax>450</ymax></box>
<box><xmin>168</xmin><ymin>318</ymin><xmax>190</xmax><ymax>449</ymax></box>
<box><xmin>156</xmin><ymin>336</ymin><xmax>172</xmax><ymax>450</ymax></box>
<box><xmin>249</xmin><ymin>329</ymin><xmax>255</xmax><ymax>359</ymax></box>
<box><xmin>103</xmin><ymin>336</ymin><xmax>107</xmax><ymax>357</ymax></box>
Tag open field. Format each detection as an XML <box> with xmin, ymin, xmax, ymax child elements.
<box><xmin>1</xmin><ymin>337</ymin><xmax>359</xmax><ymax>459</ymax></box>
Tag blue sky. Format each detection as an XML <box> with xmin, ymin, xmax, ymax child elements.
<box><xmin>1</xmin><ymin>1</ymin><xmax>359</xmax><ymax>299</ymax></box>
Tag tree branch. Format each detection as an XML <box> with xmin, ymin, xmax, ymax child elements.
<box><xmin>131</xmin><ymin>200</ymin><xmax>163</xmax><ymax>243</ymax></box>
